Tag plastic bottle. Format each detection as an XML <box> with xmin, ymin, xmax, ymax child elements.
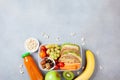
<box><xmin>22</xmin><ymin>52</ymin><xmax>43</xmax><ymax>80</ymax></box>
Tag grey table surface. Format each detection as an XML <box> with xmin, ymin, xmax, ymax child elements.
<box><xmin>0</xmin><ymin>0</ymin><xmax>120</xmax><ymax>80</ymax></box>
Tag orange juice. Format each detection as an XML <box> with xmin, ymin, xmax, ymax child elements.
<box><xmin>22</xmin><ymin>52</ymin><xmax>43</xmax><ymax>80</ymax></box>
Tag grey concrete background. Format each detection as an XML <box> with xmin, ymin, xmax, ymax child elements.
<box><xmin>0</xmin><ymin>0</ymin><xmax>120</xmax><ymax>80</ymax></box>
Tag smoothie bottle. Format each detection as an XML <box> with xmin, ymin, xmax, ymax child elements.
<box><xmin>22</xmin><ymin>52</ymin><xmax>43</xmax><ymax>80</ymax></box>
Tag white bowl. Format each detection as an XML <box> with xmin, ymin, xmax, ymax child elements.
<box><xmin>24</xmin><ymin>37</ymin><xmax>39</xmax><ymax>53</ymax></box>
<box><xmin>39</xmin><ymin>57</ymin><xmax>55</xmax><ymax>71</ymax></box>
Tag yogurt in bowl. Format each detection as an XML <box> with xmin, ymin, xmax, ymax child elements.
<box><xmin>24</xmin><ymin>37</ymin><xmax>39</xmax><ymax>53</ymax></box>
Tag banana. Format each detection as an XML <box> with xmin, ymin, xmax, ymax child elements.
<box><xmin>74</xmin><ymin>50</ymin><xmax>95</xmax><ymax>80</ymax></box>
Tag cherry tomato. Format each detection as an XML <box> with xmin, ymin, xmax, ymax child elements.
<box><xmin>39</xmin><ymin>50</ymin><xmax>47</xmax><ymax>58</ymax></box>
<box><xmin>54</xmin><ymin>65</ymin><xmax>59</xmax><ymax>70</ymax></box>
<box><xmin>57</xmin><ymin>62</ymin><xmax>64</xmax><ymax>67</ymax></box>
<box><xmin>40</xmin><ymin>45</ymin><xmax>47</xmax><ymax>51</ymax></box>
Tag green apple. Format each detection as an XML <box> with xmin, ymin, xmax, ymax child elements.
<box><xmin>45</xmin><ymin>70</ymin><xmax>61</xmax><ymax>80</ymax></box>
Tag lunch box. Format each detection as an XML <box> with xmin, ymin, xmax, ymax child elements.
<box><xmin>38</xmin><ymin>44</ymin><xmax>83</xmax><ymax>72</ymax></box>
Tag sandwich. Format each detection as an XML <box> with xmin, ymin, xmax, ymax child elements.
<box><xmin>59</xmin><ymin>43</ymin><xmax>82</xmax><ymax>70</ymax></box>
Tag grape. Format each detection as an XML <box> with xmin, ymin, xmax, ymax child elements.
<box><xmin>46</xmin><ymin>49</ymin><xmax>50</xmax><ymax>54</ymax></box>
<box><xmin>46</xmin><ymin>44</ymin><xmax>58</xmax><ymax>48</ymax></box>
<box><xmin>55</xmin><ymin>46</ymin><xmax>61</xmax><ymax>50</ymax></box>
<box><xmin>50</xmin><ymin>48</ymin><xmax>54</xmax><ymax>52</ymax></box>
<box><xmin>56</xmin><ymin>54</ymin><xmax>60</xmax><ymax>57</ymax></box>
<box><xmin>46</xmin><ymin>44</ymin><xmax>61</xmax><ymax>60</ymax></box>
<box><xmin>56</xmin><ymin>50</ymin><xmax>60</xmax><ymax>54</ymax></box>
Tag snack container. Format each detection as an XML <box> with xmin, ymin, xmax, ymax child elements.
<box><xmin>39</xmin><ymin>57</ymin><xmax>55</xmax><ymax>71</ymax></box>
<box><xmin>38</xmin><ymin>44</ymin><xmax>83</xmax><ymax>71</ymax></box>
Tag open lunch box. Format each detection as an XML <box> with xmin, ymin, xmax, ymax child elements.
<box><xmin>24</xmin><ymin>37</ymin><xmax>95</xmax><ymax>80</ymax></box>
<box><xmin>38</xmin><ymin>43</ymin><xmax>83</xmax><ymax>72</ymax></box>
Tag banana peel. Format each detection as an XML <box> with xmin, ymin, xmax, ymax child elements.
<box><xmin>74</xmin><ymin>50</ymin><xmax>95</xmax><ymax>80</ymax></box>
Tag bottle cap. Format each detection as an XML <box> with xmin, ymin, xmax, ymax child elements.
<box><xmin>22</xmin><ymin>52</ymin><xmax>30</xmax><ymax>58</ymax></box>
